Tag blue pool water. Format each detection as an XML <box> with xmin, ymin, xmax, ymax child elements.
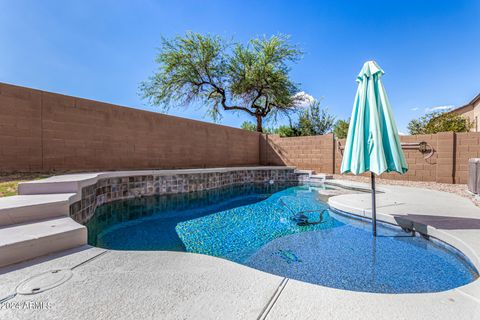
<box><xmin>87</xmin><ymin>183</ymin><xmax>478</xmax><ymax>293</ymax></box>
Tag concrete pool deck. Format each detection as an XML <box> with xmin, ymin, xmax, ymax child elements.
<box><xmin>1</xmin><ymin>180</ymin><xmax>480</xmax><ymax>319</ymax></box>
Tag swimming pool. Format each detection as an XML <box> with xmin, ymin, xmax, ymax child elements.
<box><xmin>86</xmin><ymin>183</ymin><xmax>478</xmax><ymax>293</ymax></box>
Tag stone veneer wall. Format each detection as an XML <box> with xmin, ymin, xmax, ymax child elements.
<box><xmin>69</xmin><ymin>168</ymin><xmax>307</xmax><ymax>225</ymax></box>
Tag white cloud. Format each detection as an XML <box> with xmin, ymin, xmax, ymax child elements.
<box><xmin>410</xmin><ymin>107</ymin><xmax>419</xmax><ymax>111</ymax></box>
<box><xmin>424</xmin><ymin>105</ymin><xmax>454</xmax><ymax>113</ymax></box>
<box><xmin>398</xmin><ymin>131</ymin><xmax>406</xmax><ymax>136</ymax></box>
<box><xmin>293</xmin><ymin>91</ymin><xmax>315</xmax><ymax>108</ymax></box>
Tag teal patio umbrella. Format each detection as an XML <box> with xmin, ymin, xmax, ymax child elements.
<box><xmin>341</xmin><ymin>61</ymin><xmax>408</xmax><ymax>236</ymax></box>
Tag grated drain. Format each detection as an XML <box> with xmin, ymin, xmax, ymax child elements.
<box><xmin>16</xmin><ymin>269</ymin><xmax>73</xmax><ymax>295</ymax></box>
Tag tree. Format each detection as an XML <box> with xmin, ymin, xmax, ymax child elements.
<box><xmin>406</xmin><ymin>118</ymin><xmax>425</xmax><ymax>135</ymax></box>
<box><xmin>276</xmin><ymin>125</ymin><xmax>299</xmax><ymax>137</ymax></box>
<box><xmin>241</xmin><ymin>100</ymin><xmax>335</xmax><ymax>137</ymax></box>
<box><xmin>140</xmin><ymin>32</ymin><xmax>305</xmax><ymax>132</ymax></box>
<box><xmin>241</xmin><ymin>121</ymin><xmax>281</xmax><ymax>134</ymax></box>
<box><xmin>240</xmin><ymin>121</ymin><xmax>257</xmax><ymax>132</ymax></box>
<box><xmin>424</xmin><ymin>112</ymin><xmax>473</xmax><ymax>133</ymax></box>
<box><xmin>297</xmin><ymin>101</ymin><xmax>335</xmax><ymax>136</ymax></box>
<box><xmin>333</xmin><ymin>119</ymin><xmax>349</xmax><ymax>139</ymax></box>
<box><xmin>407</xmin><ymin>111</ymin><xmax>473</xmax><ymax>135</ymax></box>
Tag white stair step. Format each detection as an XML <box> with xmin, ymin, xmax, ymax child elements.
<box><xmin>18</xmin><ymin>173</ymin><xmax>99</xmax><ymax>195</ymax></box>
<box><xmin>0</xmin><ymin>217</ymin><xmax>87</xmax><ymax>267</ymax></box>
<box><xmin>310</xmin><ymin>174</ymin><xmax>333</xmax><ymax>180</ymax></box>
<box><xmin>0</xmin><ymin>194</ymin><xmax>74</xmax><ymax>227</ymax></box>
<box><xmin>294</xmin><ymin>170</ymin><xmax>314</xmax><ymax>175</ymax></box>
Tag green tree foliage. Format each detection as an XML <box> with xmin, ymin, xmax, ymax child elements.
<box><xmin>240</xmin><ymin>121</ymin><xmax>296</xmax><ymax>136</ymax></box>
<box><xmin>407</xmin><ymin>118</ymin><xmax>425</xmax><ymax>135</ymax></box>
<box><xmin>240</xmin><ymin>121</ymin><xmax>257</xmax><ymax>132</ymax></box>
<box><xmin>140</xmin><ymin>32</ymin><xmax>305</xmax><ymax>132</ymax></box>
<box><xmin>297</xmin><ymin>100</ymin><xmax>335</xmax><ymax>136</ymax></box>
<box><xmin>276</xmin><ymin>125</ymin><xmax>299</xmax><ymax>137</ymax></box>
<box><xmin>333</xmin><ymin>119</ymin><xmax>349</xmax><ymax>139</ymax></box>
<box><xmin>407</xmin><ymin>112</ymin><xmax>473</xmax><ymax>135</ymax></box>
<box><xmin>240</xmin><ymin>100</ymin><xmax>335</xmax><ymax>137</ymax></box>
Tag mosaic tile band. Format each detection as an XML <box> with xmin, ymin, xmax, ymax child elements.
<box><xmin>70</xmin><ymin>168</ymin><xmax>309</xmax><ymax>224</ymax></box>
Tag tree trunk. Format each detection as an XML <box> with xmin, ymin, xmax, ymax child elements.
<box><xmin>256</xmin><ymin>115</ymin><xmax>263</xmax><ymax>133</ymax></box>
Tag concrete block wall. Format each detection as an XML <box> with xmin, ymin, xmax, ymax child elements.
<box><xmin>264</xmin><ymin>132</ymin><xmax>480</xmax><ymax>184</ymax></box>
<box><xmin>456</xmin><ymin>132</ymin><xmax>480</xmax><ymax>184</ymax></box>
<box><xmin>0</xmin><ymin>84</ymin><xmax>43</xmax><ymax>171</ymax></box>
<box><xmin>2</xmin><ymin>82</ymin><xmax>480</xmax><ymax>184</ymax></box>
<box><xmin>435</xmin><ymin>132</ymin><xmax>456</xmax><ymax>184</ymax></box>
<box><xmin>261</xmin><ymin>134</ymin><xmax>335</xmax><ymax>174</ymax></box>
<box><xmin>0</xmin><ymin>83</ymin><xmax>261</xmax><ymax>172</ymax></box>
<box><xmin>334</xmin><ymin>134</ymin><xmax>440</xmax><ymax>182</ymax></box>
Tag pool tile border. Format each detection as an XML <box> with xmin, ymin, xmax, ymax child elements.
<box><xmin>69</xmin><ymin>168</ymin><xmax>308</xmax><ymax>224</ymax></box>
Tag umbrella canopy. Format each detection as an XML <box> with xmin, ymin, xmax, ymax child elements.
<box><xmin>340</xmin><ymin>61</ymin><xmax>408</xmax><ymax>237</ymax></box>
<box><xmin>341</xmin><ymin>61</ymin><xmax>408</xmax><ymax>176</ymax></box>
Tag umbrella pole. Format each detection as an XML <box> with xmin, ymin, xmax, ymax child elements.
<box><xmin>371</xmin><ymin>172</ymin><xmax>377</xmax><ymax>237</ymax></box>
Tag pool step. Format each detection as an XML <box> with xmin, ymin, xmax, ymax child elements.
<box><xmin>0</xmin><ymin>216</ymin><xmax>87</xmax><ymax>268</ymax></box>
<box><xmin>310</xmin><ymin>174</ymin><xmax>333</xmax><ymax>182</ymax></box>
<box><xmin>0</xmin><ymin>193</ymin><xmax>74</xmax><ymax>227</ymax></box>
<box><xmin>18</xmin><ymin>174</ymin><xmax>99</xmax><ymax>195</ymax></box>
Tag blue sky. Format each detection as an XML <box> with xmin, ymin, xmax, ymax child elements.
<box><xmin>1</xmin><ymin>0</ymin><xmax>479</xmax><ymax>133</ymax></box>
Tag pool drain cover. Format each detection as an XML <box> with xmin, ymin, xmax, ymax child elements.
<box><xmin>16</xmin><ymin>269</ymin><xmax>73</xmax><ymax>295</ymax></box>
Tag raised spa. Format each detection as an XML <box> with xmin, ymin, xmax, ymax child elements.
<box><xmin>86</xmin><ymin>183</ymin><xmax>478</xmax><ymax>293</ymax></box>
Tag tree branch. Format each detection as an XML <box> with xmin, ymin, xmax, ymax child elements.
<box><xmin>223</xmin><ymin>104</ymin><xmax>256</xmax><ymax>115</ymax></box>
<box><xmin>202</xmin><ymin>81</ymin><xmax>256</xmax><ymax>116</ymax></box>
<box><xmin>251</xmin><ymin>88</ymin><xmax>263</xmax><ymax>108</ymax></box>
<box><xmin>217</xmin><ymin>86</ymin><xmax>256</xmax><ymax>116</ymax></box>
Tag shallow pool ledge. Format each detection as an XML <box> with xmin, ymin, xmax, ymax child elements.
<box><xmin>328</xmin><ymin>179</ymin><xmax>480</xmax><ymax>303</ymax></box>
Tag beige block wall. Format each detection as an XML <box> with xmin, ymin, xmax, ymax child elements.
<box><xmin>335</xmin><ymin>134</ymin><xmax>439</xmax><ymax>182</ymax></box>
<box><xmin>0</xmin><ymin>83</ymin><xmax>261</xmax><ymax>172</ymax></box>
<box><xmin>0</xmin><ymin>85</ymin><xmax>43</xmax><ymax>171</ymax></box>
<box><xmin>455</xmin><ymin>132</ymin><xmax>480</xmax><ymax>184</ymax></box>
<box><xmin>2</xmin><ymin>82</ymin><xmax>480</xmax><ymax>184</ymax></box>
<box><xmin>261</xmin><ymin>134</ymin><xmax>335</xmax><ymax>173</ymax></box>
<box><xmin>266</xmin><ymin>132</ymin><xmax>479</xmax><ymax>184</ymax></box>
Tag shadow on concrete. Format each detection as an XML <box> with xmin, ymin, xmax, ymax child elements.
<box><xmin>393</xmin><ymin>214</ymin><xmax>480</xmax><ymax>231</ymax></box>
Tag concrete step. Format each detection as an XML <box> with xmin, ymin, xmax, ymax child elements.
<box><xmin>310</xmin><ymin>174</ymin><xmax>333</xmax><ymax>181</ymax></box>
<box><xmin>18</xmin><ymin>173</ymin><xmax>100</xmax><ymax>195</ymax></box>
<box><xmin>0</xmin><ymin>217</ymin><xmax>87</xmax><ymax>268</ymax></box>
<box><xmin>294</xmin><ymin>170</ymin><xmax>314</xmax><ymax>175</ymax></box>
<box><xmin>0</xmin><ymin>194</ymin><xmax>74</xmax><ymax>227</ymax></box>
